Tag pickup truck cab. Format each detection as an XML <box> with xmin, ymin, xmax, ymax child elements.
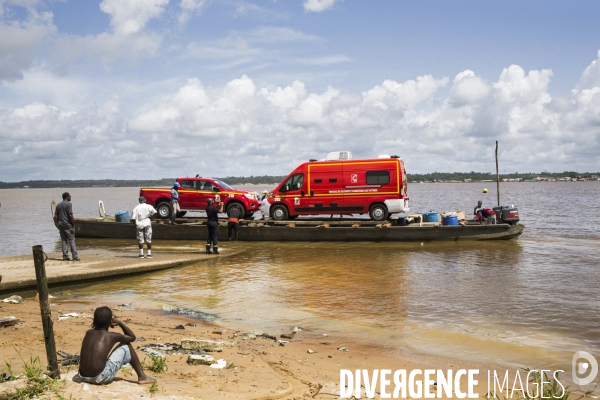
<box><xmin>140</xmin><ymin>177</ymin><xmax>260</xmax><ymax>219</ymax></box>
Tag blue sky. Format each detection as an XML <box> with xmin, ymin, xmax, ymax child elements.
<box><xmin>1</xmin><ymin>0</ymin><xmax>600</xmax><ymax>180</ymax></box>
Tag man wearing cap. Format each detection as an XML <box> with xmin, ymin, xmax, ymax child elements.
<box><xmin>205</xmin><ymin>197</ymin><xmax>223</xmax><ymax>254</ymax></box>
<box><xmin>171</xmin><ymin>182</ymin><xmax>180</xmax><ymax>224</ymax></box>
<box><xmin>131</xmin><ymin>196</ymin><xmax>157</xmax><ymax>258</ymax></box>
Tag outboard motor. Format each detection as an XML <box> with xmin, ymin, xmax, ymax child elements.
<box><xmin>492</xmin><ymin>206</ymin><xmax>519</xmax><ymax>225</ymax></box>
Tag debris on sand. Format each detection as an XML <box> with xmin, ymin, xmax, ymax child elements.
<box><xmin>161</xmin><ymin>306</ymin><xmax>217</xmax><ymax>322</ymax></box>
<box><xmin>2</xmin><ymin>295</ymin><xmax>23</xmax><ymax>304</ymax></box>
<box><xmin>187</xmin><ymin>354</ymin><xmax>215</xmax><ymax>365</ymax></box>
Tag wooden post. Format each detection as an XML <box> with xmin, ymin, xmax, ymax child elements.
<box><xmin>32</xmin><ymin>245</ymin><xmax>60</xmax><ymax>378</ymax></box>
<box><xmin>495</xmin><ymin>140</ymin><xmax>500</xmax><ymax>207</ymax></box>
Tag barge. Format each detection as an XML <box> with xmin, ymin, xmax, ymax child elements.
<box><xmin>73</xmin><ymin>217</ymin><xmax>524</xmax><ymax>241</ymax></box>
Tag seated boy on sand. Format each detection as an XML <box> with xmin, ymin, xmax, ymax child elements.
<box><xmin>78</xmin><ymin>306</ymin><xmax>154</xmax><ymax>385</ymax></box>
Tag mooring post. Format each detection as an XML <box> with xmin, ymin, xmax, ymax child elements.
<box><xmin>32</xmin><ymin>245</ymin><xmax>60</xmax><ymax>378</ymax></box>
<box><xmin>495</xmin><ymin>140</ymin><xmax>500</xmax><ymax>207</ymax></box>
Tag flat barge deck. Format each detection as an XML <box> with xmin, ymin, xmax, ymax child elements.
<box><xmin>74</xmin><ymin>217</ymin><xmax>524</xmax><ymax>241</ymax></box>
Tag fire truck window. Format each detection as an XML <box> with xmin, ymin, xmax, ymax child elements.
<box><xmin>314</xmin><ymin>179</ymin><xmax>322</xmax><ymax>184</ymax></box>
<box><xmin>181</xmin><ymin>180</ymin><xmax>195</xmax><ymax>189</ymax></box>
<box><xmin>282</xmin><ymin>173</ymin><xmax>304</xmax><ymax>192</ymax></box>
<box><xmin>329</xmin><ymin>178</ymin><xmax>337</xmax><ymax>183</ymax></box>
<box><xmin>366</xmin><ymin>171</ymin><xmax>390</xmax><ymax>185</ymax></box>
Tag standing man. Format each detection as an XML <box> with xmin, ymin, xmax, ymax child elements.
<box><xmin>171</xmin><ymin>182</ymin><xmax>180</xmax><ymax>224</ymax></box>
<box><xmin>205</xmin><ymin>197</ymin><xmax>223</xmax><ymax>254</ymax></box>
<box><xmin>227</xmin><ymin>204</ymin><xmax>242</xmax><ymax>241</ymax></box>
<box><xmin>54</xmin><ymin>192</ymin><xmax>79</xmax><ymax>261</ymax></box>
<box><xmin>131</xmin><ymin>196</ymin><xmax>157</xmax><ymax>259</ymax></box>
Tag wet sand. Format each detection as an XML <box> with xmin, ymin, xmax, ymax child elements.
<box><xmin>0</xmin><ymin>298</ymin><xmax>500</xmax><ymax>400</ymax></box>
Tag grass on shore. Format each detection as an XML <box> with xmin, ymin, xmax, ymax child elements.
<box><xmin>142</xmin><ymin>355</ymin><xmax>168</xmax><ymax>374</ymax></box>
<box><xmin>0</xmin><ymin>356</ymin><xmax>67</xmax><ymax>400</ymax></box>
<box><xmin>1</xmin><ymin>349</ymin><xmax>164</xmax><ymax>399</ymax></box>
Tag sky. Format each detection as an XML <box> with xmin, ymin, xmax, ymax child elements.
<box><xmin>1</xmin><ymin>0</ymin><xmax>600</xmax><ymax>181</ymax></box>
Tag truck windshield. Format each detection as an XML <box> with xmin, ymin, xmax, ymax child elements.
<box><xmin>281</xmin><ymin>173</ymin><xmax>304</xmax><ymax>192</ymax></box>
<box><xmin>214</xmin><ymin>179</ymin><xmax>233</xmax><ymax>190</ymax></box>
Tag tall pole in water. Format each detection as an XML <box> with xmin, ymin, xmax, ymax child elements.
<box><xmin>495</xmin><ymin>141</ymin><xmax>500</xmax><ymax>207</ymax></box>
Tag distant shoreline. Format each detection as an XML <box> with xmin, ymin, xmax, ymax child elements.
<box><xmin>1</xmin><ymin>172</ymin><xmax>599</xmax><ymax>189</ymax></box>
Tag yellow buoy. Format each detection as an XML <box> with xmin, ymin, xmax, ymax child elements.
<box><xmin>482</xmin><ymin>188</ymin><xmax>488</xmax><ymax>193</ymax></box>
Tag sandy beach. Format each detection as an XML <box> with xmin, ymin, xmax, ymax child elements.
<box><xmin>0</xmin><ymin>296</ymin><xmax>502</xmax><ymax>400</ymax></box>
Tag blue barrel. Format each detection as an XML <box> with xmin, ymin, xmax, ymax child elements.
<box><xmin>442</xmin><ymin>215</ymin><xmax>459</xmax><ymax>226</ymax></box>
<box><xmin>115</xmin><ymin>210</ymin><xmax>130</xmax><ymax>223</ymax></box>
<box><xmin>422</xmin><ymin>212</ymin><xmax>439</xmax><ymax>223</ymax></box>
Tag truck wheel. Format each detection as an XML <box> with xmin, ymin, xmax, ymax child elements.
<box><xmin>176</xmin><ymin>211</ymin><xmax>187</xmax><ymax>218</ymax></box>
<box><xmin>369</xmin><ymin>204</ymin><xmax>388</xmax><ymax>221</ymax></box>
<box><xmin>226</xmin><ymin>202</ymin><xmax>246</xmax><ymax>218</ymax></box>
<box><xmin>157</xmin><ymin>202</ymin><xmax>172</xmax><ymax>219</ymax></box>
<box><xmin>271</xmin><ymin>205</ymin><xmax>289</xmax><ymax>221</ymax></box>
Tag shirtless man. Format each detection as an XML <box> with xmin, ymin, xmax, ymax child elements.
<box><xmin>78</xmin><ymin>306</ymin><xmax>154</xmax><ymax>385</ymax></box>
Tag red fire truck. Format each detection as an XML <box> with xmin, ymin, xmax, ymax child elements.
<box><xmin>261</xmin><ymin>152</ymin><xmax>409</xmax><ymax>221</ymax></box>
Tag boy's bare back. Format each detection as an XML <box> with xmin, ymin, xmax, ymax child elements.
<box><xmin>79</xmin><ymin>328</ymin><xmax>132</xmax><ymax>377</ymax></box>
<box><xmin>79</xmin><ymin>307</ymin><xmax>153</xmax><ymax>385</ymax></box>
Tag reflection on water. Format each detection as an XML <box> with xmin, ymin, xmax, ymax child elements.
<box><xmin>1</xmin><ymin>182</ymin><xmax>600</xmax><ymax>373</ymax></box>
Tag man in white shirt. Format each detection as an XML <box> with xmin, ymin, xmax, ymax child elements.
<box><xmin>130</xmin><ymin>196</ymin><xmax>157</xmax><ymax>258</ymax></box>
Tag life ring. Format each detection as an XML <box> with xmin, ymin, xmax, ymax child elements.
<box><xmin>99</xmin><ymin>200</ymin><xmax>106</xmax><ymax>217</ymax></box>
<box><xmin>51</xmin><ymin>200</ymin><xmax>58</xmax><ymax>228</ymax></box>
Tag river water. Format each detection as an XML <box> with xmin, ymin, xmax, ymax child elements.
<box><xmin>1</xmin><ymin>182</ymin><xmax>599</xmax><ymax>376</ymax></box>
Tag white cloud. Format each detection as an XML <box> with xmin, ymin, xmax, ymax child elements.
<box><xmin>0</xmin><ymin>5</ymin><xmax>55</xmax><ymax>81</ymax></box>
<box><xmin>233</xmin><ymin>2</ymin><xmax>288</xmax><ymax>20</ymax></box>
<box><xmin>248</xmin><ymin>26</ymin><xmax>323</xmax><ymax>43</ymax></box>
<box><xmin>185</xmin><ymin>26</ymin><xmax>323</xmax><ymax>60</ymax></box>
<box><xmin>3</xmin><ymin>54</ymin><xmax>600</xmax><ymax>180</ymax></box>
<box><xmin>362</xmin><ymin>75</ymin><xmax>449</xmax><ymax>111</ymax></box>
<box><xmin>258</xmin><ymin>80</ymin><xmax>306</xmax><ymax>109</ymax></box>
<box><xmin>574</xmin><ymin>50</ymin><xmax>600</xmax><ymax>94</ymax></box>
<box><xmin>99</xmin><ymin>0</ymin><xmax>169</xmax><ymax>36</ymax></box>
<box><xmin>179</xmin><ymin>0</ymin><xmax>207</xmax><ymax>25</ymax></box>
<box><xmin>303</xmin><ymin>0</ymin><xmax>338</xmax><ymax>13</ymax></box>
<box><xmin>493</xmin><ymin>65</ymin><xmax>552</xmax><ymax>104</ymax></box>
<box><xmin>55</xmin><ymin>30</ymin><xmax>163</xmax><ymax>69</ymax></box>
<box><xmin>296</xmin><ymin>55</ymin><xmax>350</xmax><ymax>66</ymax></box>
<box><xmin>449</xmin><ymin>70</ymin><xmax>491</xmax><ymax>107</ymax></box>
<box><xmin>0</xmin><ymin>0</ymin><xmax>167</xmax><ymax>81</ymax></box>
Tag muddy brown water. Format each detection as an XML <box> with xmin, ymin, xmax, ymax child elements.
<box><xmin>1</xmin><ymin>183</ymin><xmax>599</xmax><ymax>375</ymax></box>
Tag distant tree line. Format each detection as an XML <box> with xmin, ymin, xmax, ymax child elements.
<box><xmin>0</xmin><ymin>175</ymin><xmax>286</xmax><ymax>189</ymax></box>
<box><xmin>407</xmin><ymin>171</ymin><xmax>599</xmax><ymax>182</ymax></box>
<box><xmin>1</xmin><ymin>171</ymin><xmax>598</xmax><ymax>189</ymax></box>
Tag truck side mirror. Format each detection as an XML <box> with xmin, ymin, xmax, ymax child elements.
<box><xmin>301</xmin><ymin>190</ymin><xmax>305</xmax><ymax>196</ymax></box>
<box><xmin>213</xmin><ymin>187</ymin><xmax>220</xmax><ymax>192</ymax></box>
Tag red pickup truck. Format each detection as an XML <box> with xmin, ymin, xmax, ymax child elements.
<box><xmin>140</xmin><ymin>177</ymin><xmax>261</xmax><ymax>219</ymax></box>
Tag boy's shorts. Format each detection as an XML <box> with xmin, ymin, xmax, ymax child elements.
<box><xmin>78</xmin><ymin>343</ymin><xmax>132</xmax><ymax>385</ymax></box>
